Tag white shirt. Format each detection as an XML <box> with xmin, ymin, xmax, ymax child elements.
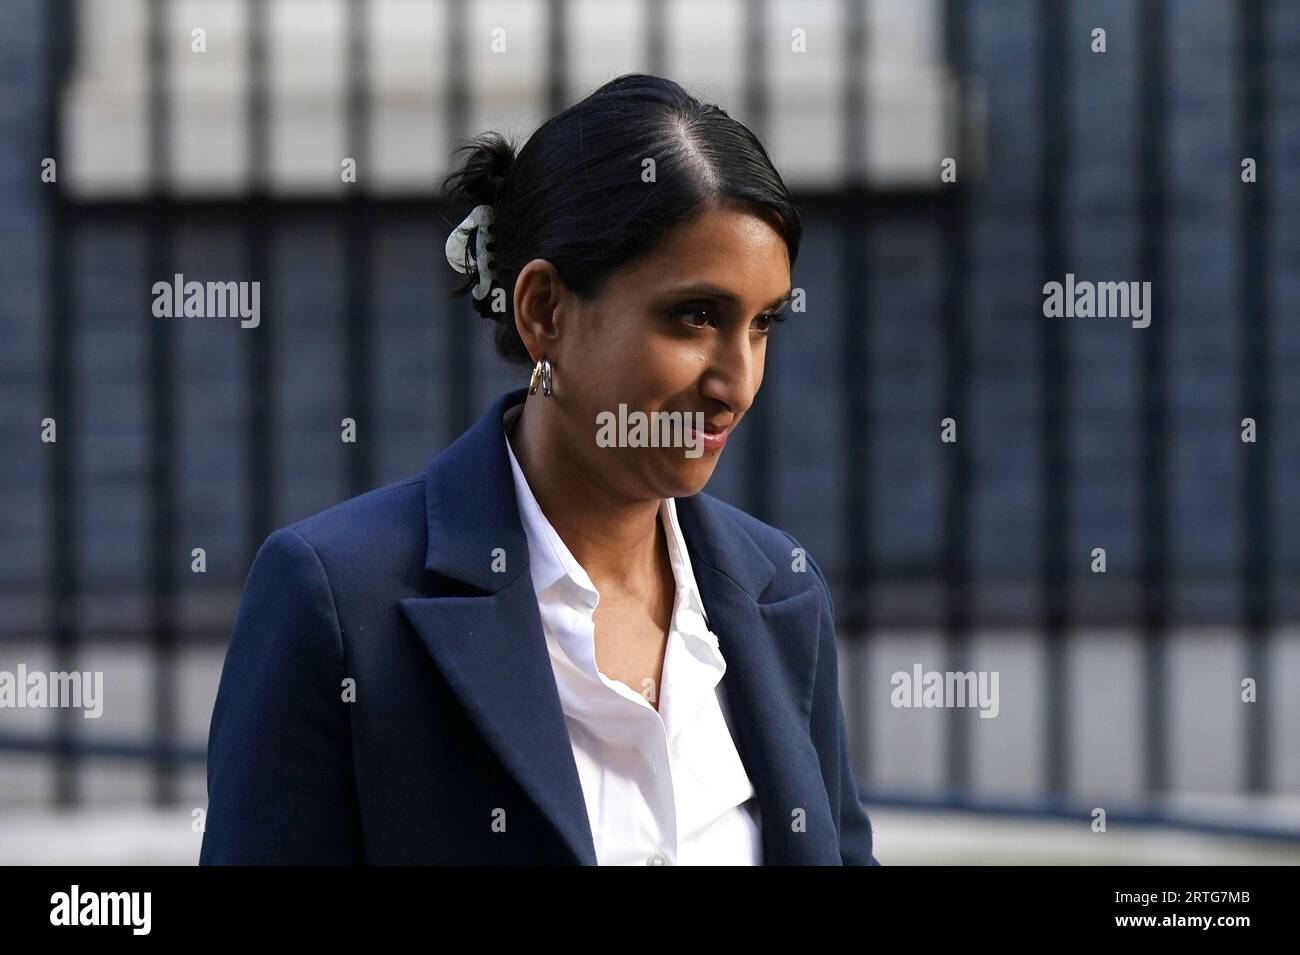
<box><xmin>502</xmin><ymin>405</ymin><xmax>763</xmax><ymax>865</ymax></box>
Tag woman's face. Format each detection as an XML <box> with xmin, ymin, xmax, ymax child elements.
<box><xmin>532</xmin><ymin>199</ymin><xmax>793</xmax><ymax>503</ymax></box>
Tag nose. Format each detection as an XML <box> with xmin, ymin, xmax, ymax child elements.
<box><xmin>698</xmin><ymin>324</ymin><xmax>762</xmax><ymax>419</ymax></box>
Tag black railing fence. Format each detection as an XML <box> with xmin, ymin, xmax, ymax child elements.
<box><xmin>3</xmin><ymin>0</ymin><xmax>1292</xmax><ymax>830</ymax></box>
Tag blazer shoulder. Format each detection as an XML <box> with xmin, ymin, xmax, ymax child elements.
<box><xmin>696</xmin><ymin>492</ymin><xmax>794</xmax><ymax>552</ymax></box>
<box><xmin>279</xmin><ymin>471</ymin><xmax>426</xmax><ymax>557</ymax></box>
<box><xmin>239</xmin><ymin>472</ymin><xmax>431</xmax><ymax>602</ymax></box>
<box><xmin>694</xmin><ymin>492</ymin><xmax>831</xmax><ymax>610</ymax></box>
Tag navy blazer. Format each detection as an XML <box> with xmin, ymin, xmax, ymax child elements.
<box><xmin>200</xmin><ymin>387</ymin><xmax>879</xmax><ymax>865</ymax></box>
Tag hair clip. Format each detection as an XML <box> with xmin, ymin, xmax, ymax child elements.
<box><xmin>444</xmin><ymin>203</ymin><xmax>496</xmax><ymax>300</ymax></box>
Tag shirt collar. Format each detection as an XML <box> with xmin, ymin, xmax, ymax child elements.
<box><xmin>661</xmin><ymin>496</ymin><xmax>713</xmax><ymax>632</ymax></box>
<box><xmin>503</xmin><ymin>418</ymin><xmax>599</xmax><ymax>608</ymax></box>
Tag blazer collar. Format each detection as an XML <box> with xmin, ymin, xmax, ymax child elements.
<box><xmin>400</xmin><ymin>388</ymin><xmax>841</xmax><ymax>865</ymax></box>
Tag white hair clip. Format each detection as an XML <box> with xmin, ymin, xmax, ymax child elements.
<box><xmin>444</xmin><ymin>203</ymin><xmax>496</xmax><ymax>301</ymax></box>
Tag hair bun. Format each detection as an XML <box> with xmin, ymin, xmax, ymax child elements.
<box><xmin>442</xmin><ymin>131</ymin><xmax>517</xmax><ymax>209</ymax></box>
<box><xmin>440</xmin><ymin>132</ymin><xmax>521</xmax><ymax>323</ymax></box>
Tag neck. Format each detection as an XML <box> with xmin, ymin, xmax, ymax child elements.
<box><xmin>507</xmin><ymin>393</ymin><xmax>665</xmax><ymax>596</ymax></box>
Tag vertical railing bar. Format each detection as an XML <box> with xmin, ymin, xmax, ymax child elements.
<box><xmin>346</xmin><ymin>0</ymin><xmax>374</xmax><ymax>495</ymax></box>
<box><xmin>547</xmin><ymin>0</ymin><xmax>567</xmax><ymax>114</ymax></box>
<box><xmin>1138</xmin><ymin>0</ymin><xmax>1170</xmax><ymax>794</ymax></box>
<box><xmin>840</xmin><ymin>0</ymin><xmax>871</xmax><ymax>775</ymax></box>
<box><xmin>45</xmin><ymin>0</ymin><xmax>79</xmax><ymax>809</ymax></box>
<box><xmin>1037</xmin><ymin>0</ymin><xmax>1071</xmax><ymax>798</ymax></box>
<box><xmin>1238</xmin><ymin>0</ymin><xmax>1270</xmax><ymax>793</ymax></box>
<box><xmin>942</xmin><ymin>0</ymin><xmax>974</xmax><ymax>795</ymax></box>
<box><xmin>743</xmin><ymin>0</ymin><xmax>772</xmax><ymax>523</ymax></box>
<box><xmin>146</xmin><ymin>0</ymin><xmax>179</xmax><ymax>805</ymax></box>
<box><xmin>445</xmin><ymin>0</ymin><xmax>474</xmax><ymax>439</ymax></box>
<box><xmin>645</xmin><ymin>0</ymin><xmax>665</xmax><ymax>77</ymax></box>
<box><xmin>245</xmin><ymin>0</ymin><xmax>274</xmax><ymax>560</ymax></box>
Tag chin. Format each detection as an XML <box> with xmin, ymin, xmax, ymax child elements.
<box><xmin>661</xmin><ymin>458</ymin><xmax>718</xmax><ymax>497</ymax></box>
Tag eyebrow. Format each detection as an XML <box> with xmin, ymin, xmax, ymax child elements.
<box><xmin>664</xmin><ymin>283</ymin><xmax>794</xmax><ymax>313</ymax></box>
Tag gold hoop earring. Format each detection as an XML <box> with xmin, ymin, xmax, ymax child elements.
<box><xmin>528</xmin><ymin>357</ymin><xmax>554</xmax><ymax>397</ymax></box>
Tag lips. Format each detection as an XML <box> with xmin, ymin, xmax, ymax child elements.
<box><xmin>685</xmin><ymin>419</ymin><xmax>731</xmax><ymax>435</ymax></box>
<box><xmin>684</xmin><ymin>418</ymin><xmax>731</xmax><ymax>451</ymax></box>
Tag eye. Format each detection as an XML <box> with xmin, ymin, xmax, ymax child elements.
<box><xmin>673</xmin><ymin>303</ymin><xmax>787</xmax><ymax>334</ymax></box>
<box><xmin>753</xmin><ymin>309</ymin><xmax>788</xmax><ymax>333</ymax></box>
<box><xmin>675</xmin><ymin>304</ymin><xmax>717</xmax><ymax>328</ymax></box>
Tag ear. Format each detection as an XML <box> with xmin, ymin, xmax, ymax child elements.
<box><xmin>513</xmin><ymin>259</ymin><xmax>567</xmax><ymax>360</ymax></box>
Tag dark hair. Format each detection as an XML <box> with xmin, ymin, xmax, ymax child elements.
<box><xmin>439</xmin><ymin>73</ymin><xmax>802</xmax><ymax>367</ymax></box>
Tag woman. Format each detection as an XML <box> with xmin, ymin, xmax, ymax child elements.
<box><xmin>200</xmin><ymin>73</ymin><xmax>878</xmax><ymax>866</ymax></box>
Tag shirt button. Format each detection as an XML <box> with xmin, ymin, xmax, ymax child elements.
<box><xmin>646</xmin><ymin>852</ymin><xmax>669</xmax><ymax>865</ymax></box>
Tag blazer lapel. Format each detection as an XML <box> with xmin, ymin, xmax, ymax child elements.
<box><xmin>399</xmin><ymin>387</ymin><xmax>597</xmax><ymax>865</ymax></box>
<box><xmin>674</xmin><ymin>495</ymin><xmax>844</xmax><ymax>865</ymax></box>
<box><xmin>400</xmin><ymin>575</ymin><xmax>598</xmax><ymax>865</ymax></box>
<box><xmin>400</xmin><ymin>387</ymin><xmax>839</xmax><ymax>866</ymax></box>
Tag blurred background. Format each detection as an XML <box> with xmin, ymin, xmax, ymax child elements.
<box><xmin>1</xmin><ymin>0</ymin><xmax>1298</xmax><ymax>864</ymax></box>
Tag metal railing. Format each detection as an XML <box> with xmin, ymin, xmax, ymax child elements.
<box><xmin>8</xmin><ymin>0</ymin><xmax>1288</xmax><ymax>830</ymax></box>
